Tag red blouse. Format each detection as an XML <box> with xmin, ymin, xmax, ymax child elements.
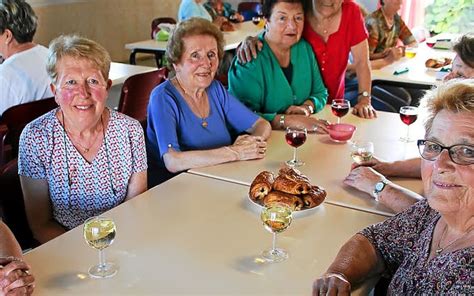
<box><xmin>303</xmin><ymin>0</ymin><xmax>368</xmax><ymax>102</ymax></box>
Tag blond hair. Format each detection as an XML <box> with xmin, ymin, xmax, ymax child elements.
<box><xmin>47</xmin><ymin>34</ymin><xmax>111</xmax><ymax>83</ymax></box>
<box><xmin>421</xmin><ymin>79</ymin><xmax>474</xmax><ymax>134</ymax></box>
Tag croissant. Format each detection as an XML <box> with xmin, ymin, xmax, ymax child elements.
<box><xmin>301</xmin><ymin>185</ymin><xmax>327</xmax><ymax>208</ymax></box>
<box><xmin>425</xmin><ymin>57</ymin><xmax>452</xmax><ymax>69</ymax></box>
<box><xmin>273</xmin><ymin>167</ymin><xmax>311</xmax><ymax>195</ymax></box>
<box><xmin>263</xmin><ymin>191</ymin><xmax>304</xmax><ymax>211</ymax></box>
<box><xmin>249</xmin><ymin>171</ymin><xmax>275</xmax><ymax>201</ymax></box>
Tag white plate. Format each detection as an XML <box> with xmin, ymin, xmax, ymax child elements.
<box><xmin>246</xmin><ymin>194</ymin><xmax>324</xmax><ymax>218</ymax></box>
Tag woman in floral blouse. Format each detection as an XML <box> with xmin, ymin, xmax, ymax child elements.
<box><xmin>312</xmin><ymin>79</ymin><xmax>474</xmax><ymax>295</ymax></box>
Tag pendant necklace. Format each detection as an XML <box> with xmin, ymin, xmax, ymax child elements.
<box><xmin>435</xmin><ymin>223</ymin><xmax>474</xmax><ymax>255</ymax></box>
<box><xmin>63</xmin><ymin>111</ymin><xmax>101</xmax><ymax>153</ymax></box>
<box><xmin>175</xmin><ymin>77</ymin><xmax>209</xmax><ymax>128</ymax></box>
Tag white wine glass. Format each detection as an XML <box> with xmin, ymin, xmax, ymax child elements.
<box><xmin>399</xmin><ymin>106</ymin><xmax>418</xmax><ymax>142</ymax></box>
<box><xmin>285</xmin><ymin>126</ymin><xmax>307</xmax><ymax>167</ymax></box>
<box><xmin>350</xmin><ymin>141</ymin><xmax>374</xmax><ymax>164</ymax></box>
<box><xmin>83</xmin><ymin>216</ymin><xmax>117</xmax><ymax>278</ymax></box>
<box><xmin>260</xmin><ymin>204</ymin><xmax>293</xmax><ymax>263</ymax></box>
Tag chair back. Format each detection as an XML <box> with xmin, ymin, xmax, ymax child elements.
<box><xmin>151</xmin><ymin>17</ymin><xmax>177</xmax><ymax>39</ymax></box>
<box><xmin>237</xmin><ymin>2</ymin><xmax>262</xmax><ymax>21</ymax></box>
<box><xmin>118</xmin><ymin>68</ymin><xmax>169</xmax><ymax>126</ymax></box>
<box><xmin>0</xmin><ymin>97</ymin><xmax>57</xmax><ymax>165</ymax></box>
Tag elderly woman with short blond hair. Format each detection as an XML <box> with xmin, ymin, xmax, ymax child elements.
<box><xmin>146</xmin><ymin>17</ymin><xmax>271</xmax><ymax>186</ymax></box>
<box><xmin>313</xmin><ymin>79</ymin><xmax>474</xmax><ymax>295</ymax></box>
<box><xmin>18</xmin><ymin>35</ymin><xmax>147</xmax><ymax>244</ymax></box>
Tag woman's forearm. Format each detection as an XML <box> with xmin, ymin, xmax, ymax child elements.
<box><xmin>163</xmin><ymin>147</ymin><xmax>237</xmax><ymax>173</ymax></box>
<box><xmin>379</xmin><ymin>183</ymin><xmax>423</xmax><ymax>213</ymax></box>
<box><xmin>0</xmin><ymin>222</ymin><xmax>22</xmax><ymax>258</ymax></box>
<box><xmin>248</xmin><ymin>118</ymin><xmax>271</xmax><ymax>140</ymax></box>
<box><xmin>325</xmin><ymin>234</ymin><xmax>385</xmax><ymax>285</ymax></box>
<box><xmin>382</xmin><ymin>158</ymin><xmax>422</xmax><ymax>178</ymax></box>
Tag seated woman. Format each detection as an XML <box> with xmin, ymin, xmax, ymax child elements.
<box><xmin>18</xmin><ymin>35</ymin><xmax>147</xmax><ymax>244</ymax></box>
<box><xmin>147</xmin><ymin>18</ymin><xmax>271</xmax><ymax>186</ymax></box>
<box><xmin>314</xmin><ymin>79</ymin><xmax>474</xmax><ymax>294</ymax></box>
<box><xmin>0</xmin><ymin>0</ymin><xmax>52</xmax><ymax>116</ymax></box>
<box><xmin>204</xmin><ymin>0</ymin><xmax>244</xmax><ymax>22</ymax></box>
<box><xmin>228</xmin><ymin>0</ymin><xmax>328</xmax><ymax>133</ymax></box>
<box><xmin>344</xmin><ymin>34</ymin><xmax>474</xmax><ymax>214</ymax></box>
<box><xmin>365</xmin><ymin>0</ymin><xmax>417</xmax><ymax>70</ymax></box>
<box><xmin>0</xmin><ymin>221</ymin><xmax>34</xmax><ymax>295</ymax></box>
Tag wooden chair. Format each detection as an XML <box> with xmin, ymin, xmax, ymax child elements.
<box><xmin>237</xmin><ymin>2</ymin><xmax>262</xmax><ymax>21</ymax></box>
<box><xmin>0</xmin><ymin>97</ymin><xmax>57</xmax><ymax>166</ymax></box>
<box><xmin>0</xmin><ymin>158</ymin><xmax>36</xmax><ymax>249</ymax></box>
<box><xmin>117</xmin><ymin>68</ymin><xmax>169</xmax><ymax>128</ymax></box>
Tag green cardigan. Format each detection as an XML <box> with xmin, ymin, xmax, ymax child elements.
<box><xmin>228</xmin><ymin>33</ymin><xmax>328</xmax><ymax>121</ymax></box>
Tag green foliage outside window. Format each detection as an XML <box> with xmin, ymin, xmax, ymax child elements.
<box><xmin>425</xmin><ymin>0</ymin><xmax>474</xmax><ymax>34</ymax></box>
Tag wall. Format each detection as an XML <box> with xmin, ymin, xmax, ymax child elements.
<box><xmin>30</xmin><ymin>0</ymin><xmax>179</xmax><ymax>62</ymax></box>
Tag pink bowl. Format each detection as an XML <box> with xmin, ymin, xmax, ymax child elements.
<box><xmin>327</xmin><ymin>123</ymin><xmax>356</xmax><ymax>142</ymax></box>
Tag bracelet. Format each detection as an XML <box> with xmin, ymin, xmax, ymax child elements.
<box><xmin>304</xmin><ymin>104</ymin><xmax>314</xmax><ymax>114</ymax></box>
<box><xmin>224</xmin><ymin>146</ymin><xmax>240</xmax><ymax>161</ymax></box>
<box><xmin>279</xmin><ymin>115</ymin><xmax>285</xmax><ymax>129</ymax></box>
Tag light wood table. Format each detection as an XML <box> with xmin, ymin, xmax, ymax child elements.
<box><xmin>189</xmin><ymin>106</ymin><xmax>425</xmax><ymax>217</ymax></box>
<box><xmin>125</xmin><ymin>21</ymin><xmax>263</xmax><ymax>65</ymax></box>
<box><xmin>25</xmin><ymin>174</ymin><xmax>385</xmax><ymax>295</ymax></box>
<box><xmin>109</xmin><ymin>62</ymin><xmax>156</xmax><ymax>86</ymax></box>
<box><xmin>371</xmin><ymin>34</ymin><xmax>459</xmax><ymax>88</ymax></box>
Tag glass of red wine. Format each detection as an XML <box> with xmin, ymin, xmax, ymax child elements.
<box><xmin>252</xmin><ymin>16</ymin><xmax>262</xmax><ymax>26</ymax></box>
<box><xmin>331</xmin><ymin>99</ymin><xmax>350</xmax><ymax>124</ymax></box>
<box><xmin>285</xmin><ymin>126</ymin><xmax>307</xmax><ymax>167</ymax></box>
<box><xmin>426</xmin><ymin>38</ymin><xmax>436</xmax><ymax>48</ymax></box>
<box><xmin>399</xmin><ymin>106</ymin><xmax>418</xmax><ymax>142</ymax></box>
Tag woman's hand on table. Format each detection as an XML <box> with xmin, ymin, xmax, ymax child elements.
<box><xmin>284</xmin><ymin>116</ymin><xmax>329</xmax><ymax>134</ymax></box>
<box><xmin>285</xmin><ymin>105</ymin><xmax>311</xmax><ymax>116</ymax></box>
<box><xmin>352</xmin><ymin>98</ymin><xmax>377</xmax><ymax>119</ymax></box>
<box><xmin>237</xmin><ymin>36</ymin><xmax>263</xmax><ymax>63</ymax></box>
<box><xmin>312</xmin><ymin>272</ymin><xmax>351</xmax><ymax>296</ymax></box>
<box><xmin>343</xmin><ymin>166</ymin><xmax>384</xmax><ymax>195</ymax></box>
<box><xmin>230</xmin><ymin>135</ymin><xmax>267</xmax><ymax>160</ymax></box>
<box><xmin>351</xmin><ymin>156</ymin><xmax>392</xmax><ymax>176</ymax></box>
<box><xmin>0</xmin><ymin>258</ymin><xmax>35</xmax><ymax>296</ymax></box>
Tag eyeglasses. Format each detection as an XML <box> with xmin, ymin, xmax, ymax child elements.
<box><xmin>417</xmin><ymin>139</ymin><xmax>474</xmax><ymax>165</ymax></box>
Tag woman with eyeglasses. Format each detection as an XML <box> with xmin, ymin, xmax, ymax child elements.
<box><xmin>343</xmin><ymin>35</ymin><xmax>474</xmax><ymax>214</ymax></box>
<box><xmin>313</xmin><ymin>79</ymin><xmax>474</xmax><ymax>295</ymax></box>
<box><xmin>18</xmin><ymin>35</ymin><xmax>147</xmax><ymax>244</ymax></box>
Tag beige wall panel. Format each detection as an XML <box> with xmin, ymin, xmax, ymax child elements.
<box><xmin>31</xmin><ymin>0</ymin><xmax>179</xmax><ymax>62</ymax></box>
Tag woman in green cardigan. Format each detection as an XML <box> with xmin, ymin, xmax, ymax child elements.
<box><xmin>228</xmin><ymin>0</ymin><xmax>328</xmax><ymax>133</ymax></box>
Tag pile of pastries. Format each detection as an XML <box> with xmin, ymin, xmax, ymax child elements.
<box><xmin>425</xmin><ymin>57</ymin><xmax>452</xmax><ymax>69</ymax></box>
<box><xmin>249</xmin><ymin>167</ymin><xmax>326</xmax><ymax>211</ymax></box>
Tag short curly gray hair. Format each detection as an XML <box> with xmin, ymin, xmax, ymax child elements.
<box><xmin>166</xmin><ymin>17</ymin><xmax>224</xmax><ymax>73</ymax></box>
<box><xmin>0</xmin><ymin>0</ymin><xmax>37</xmax><ymax>43</ymax></box>
<box><xmin>46</xmin><ymin>34</ymin><xmax>111</xmax><ymax>84</ymax></box>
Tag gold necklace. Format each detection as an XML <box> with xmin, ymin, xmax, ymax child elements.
<box><xmin>174</xmin><ymin>77</ymin><xmax>209</xmax><ymax>128</ymax></box>
<box><xmin>435</xmin><ymin>223</ymin><xmax>474</xmax><ymax>255</ymax></box>
<box><xmin>62</xmin><ymin>111</ymin><xmax>102</xmax><ymax>153</ymax></box>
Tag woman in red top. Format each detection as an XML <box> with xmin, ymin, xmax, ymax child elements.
<box><xmin>238</xmin><ymin>0</ymin><xmax>376</xmax><ymax>118</ymax></box>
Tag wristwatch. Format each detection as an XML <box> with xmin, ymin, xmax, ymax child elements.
<box><xmin>372</xmin><ymin>177</ymin><xmax>390</xmax><ymax>202</ymax></box>
<box><xmin>357</xmin><ymin>91</ymin><xmax>371</xmax><ymax>99</ymax></box>
<box><xmin>279</xmin><ymin>115</ymin><xmax>285</xmax><ymax>129</ymax></box>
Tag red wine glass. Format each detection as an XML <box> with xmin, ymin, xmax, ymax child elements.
<box><xmin>399</xmin><ymin>106</ymin><xmax>418</xmax><ymax>142</ymax></box>
<box><xmin>331</xmin><ymin>99</ymin><xmax>350</xmax><ymax>124</ymax></box>
<box><xmin>285</xmin><ymin>126</ymin><xmax>307</xmax><ymax>167</ymax></box>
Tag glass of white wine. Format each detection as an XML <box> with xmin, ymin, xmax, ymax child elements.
<box><xmin>83</xmin><ymin>216</ymin><xmax>117</xmax><ymax>278</ymax></box>
<box><xmin>350</xmin><ymin>141</ymin><xmax>374</xmax><ymax>164</ymax></box>
<box><xmin>260</xmin><ymin>204</ymin><xmax>293</xmax><ymax>263</ymax></box>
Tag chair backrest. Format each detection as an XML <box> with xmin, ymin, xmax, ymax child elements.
<box><xmin>0</xmin><ymin>97</ymin><xmax>57</xmax><ymax>164</ymax></box>
<box><xmin>237</xmin><ymin>2</ymin><xmax>262</xmax><ymax>21</ymax></box>
<box><xmin>151</xmin><ymin>17</ymin><xmax>177</xmax><ymax>39</ymax></box>
<box><xmin>117</xmin><ymin>68</ymin><xmax>169</xmax><ymax>126</ymax></box>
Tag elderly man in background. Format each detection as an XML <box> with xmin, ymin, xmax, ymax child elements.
<box><xmin>0</xmin><ymin>221</ymin><xmax>34</xmax><ymax>295</ymax></box>
<box><xmin>0</xmin><ymin>0</ymin><xmax>52</xmax><ymax>116</ymax></box>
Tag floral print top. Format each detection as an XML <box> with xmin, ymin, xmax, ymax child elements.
<box><xmin>360</xmin><ymin>199</ymin><xmax>473</xmax><ymax>294</ymax></box>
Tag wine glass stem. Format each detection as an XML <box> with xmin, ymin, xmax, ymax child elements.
<box><xmin>337</xmin><ymin>117</ymin><xmax>341</xmax><ymax>124</ymax></box>
<box><xmin>406</xmin><ymin>125</ymin><xmax>410</xmax><ymax>141</ymax></box>
<box><xmin>293</xmin><ymin>147</ymin><xmax>298</xmax><ymax>163</ymax></box>
<box><xmin>272</xmin><ymin>232</ymin><xmax>277</xmax><ymax>253</ymax></box>
<box><xmin>99</xmin><ymin>249</ymin><xmax>106</xmax><ymax>269</ymax></box>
